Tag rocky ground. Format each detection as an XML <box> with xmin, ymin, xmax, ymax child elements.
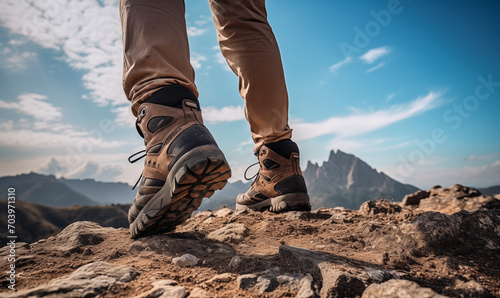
<box><xmin>1</xmin><ymin>184</ymin><xmax>499</xmax><ymax>297</ymax></box>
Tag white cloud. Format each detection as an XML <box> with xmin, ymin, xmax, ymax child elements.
<box><xmin>0</xmin><ymin>93</ymin><xmax>127</xmax><ymax>150</ymax></box>
<box><xmin>0</xmin><ymin>47</ymin><xmax>37</xmax><ymax>71</ymax></box>
<box><xmin>386</xmin><ymin>93</ymin><xmax>396</xmax><ymax>101</ymax></box>
<box><xmin>214</xmin><ymin>52</ymin><xmax>231</xmax><ymax>71</ymax></box>
<box><xmin>329</xmin><ymin>56</ymin><xmax>352</xmax><ymax>73</ymax></box>
<box><xmin>0</xmin><ymin>0</ymin><xmax>127</xmax><ymax>108</ymax></box>
<box><xmin>187</xmin><ymin>26</ymin><xmax>207</xmax><ymax>36</ymax></box>
<box><xmin>0</xmin><ymin>93</ymin><xmax>61</xmax><ymax>121</ymax></box>
<box><xmin>191</xmin><ymin>53</ymin><xmax>207</xmax><ymax>70</ymax></box>
<box><xmin>466</xmin><ymin>154</ymin><xmax>497</xmax><ymax>162</ymax></box>
<box><xmin>366</xmin><ymin>62</ymin><xmax>385</xmax><ymax>73</ymax></box>
<box><xmin>202</xmin><ymin>105</ymin><xmax>245</xmax><ymax>123</ymax></box>
<box><xmin>112</xmin><ymin>105</ymin><xmax>135</xmax><ymax>127</ymax></box>
<box><xmin>292</xmin><ymin>90</ymin><xmax>445</xmax><ymax>141</ymax></box>
<box><xmin>360</xmin><ymin>46</ymin><xmax>391</xmax><ymax>64</ymax></box>
<box><xmin>385</xmin><ymin>159</ymin><xmax>500</xmax><ymax>189</ymax></box>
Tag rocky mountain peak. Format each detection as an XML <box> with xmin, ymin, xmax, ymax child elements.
<box><xmin>303</xmin><ymin>150</ymin><xmax>419</xmax><ymax>209</ymax></box>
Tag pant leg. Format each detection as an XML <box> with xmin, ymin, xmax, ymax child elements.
<box><xmin>208</xmin><ymin>0</ymin><xmax>292</xmax><ymax>152</ymax></box>
<box><xmin>120</xmin><ymin>0</ymin><xmax>197</xmax><ymax>116</ymax></box>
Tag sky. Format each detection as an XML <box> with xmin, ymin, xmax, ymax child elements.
<box><xmin>0</xmin><ymin>0</ymin><xmax>499</xmax><ymax>190</ymax></box>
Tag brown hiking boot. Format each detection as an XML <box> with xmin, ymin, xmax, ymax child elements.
<box><xmin>128</xmin><ymin>87</ymin><xmax>231</xmax><ymax>238</ymax></box>
<box><xmin>236</xmin><ymin>140</ymin><xmax>310</xmax><ymax>212</ymax></box>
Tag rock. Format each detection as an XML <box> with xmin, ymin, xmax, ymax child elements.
<box><xmin>207</xmin><ymin>223</ymin><xmax>248</xmax><ymax>244</ymax></box>
<box><xmin>237</xmin><ymin>274</ymin><xmax>259</xmax><ymax>290</ymax></box>
<box><xmin>172</xmin><ymin>254</ymin><xmax>199</xmax><ymax>267</ymax></box>
<box><xmin>453</xmin><ymin>279</ymin><xmax>488</xmax><ymax>296</ymax></box>
<box><xmin>403</xmin><ymin>190</ymin><xmax>430</xmax><ymax>206</ymax></box>
<box><xmin>228</xmin><ymin>256</ymin><xmax>242</xmax><ymax>271</ymax></box>
<box><xmin>136</xmin><ymin>280</ymin><xmax>186</xmax><ymax>298</ymax></box>
<box><xmin>359</xmin><ymin>199</ymin><xmax>402</xmax><ymax>216</ymax></box>
<box><xmin>7</xmin><ymin>261</ymin><xmax>137</xmax><ymax>297</ymax></box>
<box><xmin>195</xmin><ymin>210</ymin><xmax>213</xmax><ymax>218</ymax></box>
<box><xmin>53</xmin><ymin>221</ymin><xmax>109</xmax><ymax>253</ymax></box>
<box><xmin>279</xmin><ymin>245</ymin><xmax>397</xmax><ymax>297</ymax></box>
<box><xmin>296</xmin><ymin>274</ymin><xmax>317</xmax><ymax>298</ymax></box>
<box><xmin>405</xmin><ymin>184</ymin><xmax>500</xmax><ymax>214</ymax></box>
<box><xmin>362</xmin><ymin>279</ymin><xmax>447</xmax><ymax>298</ymax></box>
<box><xmin>0</xmin><ymin>242</ymin><xmax>30</xmax><ymax>259</ymax></box>
<box><xmin>214</xmin><ymin>207</ymin><xmax>233</xmax><ymax>217</ymax></box>
<box><xmin>204</xmin><ymin>273</ymin><xmax>233</xmax><ymax>284</ymax></box>
<box><xmin>237</xmin><ymin>269</ymin><xmax>305</xmax><ymax>294</ymax></box>
<box><xmin>188</xmin><ymin>287</ymin><xmax>209</xmax><ymax>298</ymax></box>
<box><xmin>410</xmin><ymin>210</ymin><xmax>500</xmax><ymax>256</ymax></box>
<box><xmin>237</xmin><ymin>273</ymin><xmax>278</xmax><ymax>294</ymax></box>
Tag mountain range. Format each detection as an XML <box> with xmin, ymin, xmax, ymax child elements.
<box><xmin>1</xmin><ymin>150</ymin><xmax>498</xmax><ymax>210</ymax></box>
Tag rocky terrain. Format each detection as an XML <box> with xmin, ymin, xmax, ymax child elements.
<box><xmin>0</xmin><ymin>185</ymin><xmax>499</xmax><ymax>297</ymax></box>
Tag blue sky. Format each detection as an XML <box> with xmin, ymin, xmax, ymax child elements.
<box><xmin>0</xmin><ymin>0</ymin><xmax>499</xmax><ymax>189</ymax></box>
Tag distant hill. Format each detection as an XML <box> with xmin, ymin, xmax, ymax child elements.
<box><xmin>0</xmin><ymin>199</ymin><xmax>129</xmax><ymax>244</ymax></box>
<box><xmin>0</xmin><ymin>173</ymin><xmax>135</xmax><ymax>207</ymax></box>
<box><xmin>199</xmin><ymin>180</ymin><xmax>251</xmax><ymax>211</ymax></box>
<box><xmin>478</xmin><ymin>185</ymin><xmax>500</xmax><ymax>196</ymax></box>
<box><xmin>303</xmin><ymin>150</ymin><xmax>420</xmax><ymax>210</ymax></box>
<box><xmin>60</xmin><ymin>177</ymin><xmax>134</xmax><ymax>205</ymax></box>
<box><xmin>0</xmin><ymin>173</ymin><xmax>97</xmax><ymax>207</ymax></box>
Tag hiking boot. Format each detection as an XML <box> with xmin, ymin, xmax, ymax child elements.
<box><xmin>128</xmin><ymin>87</ymin><xmax>231</xmax><ymax>238</ymax></box>
<box><xmin>236</xmin><ymin>140</ymin><xmax>310</xmax><ymax>212</ymax></box>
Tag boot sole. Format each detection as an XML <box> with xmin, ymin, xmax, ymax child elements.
<box><xmin>130</xmin><ymin>145</ymin><xmax>231</xmax><ymax>238</ymax></box>
<box><xmin>236</xmin><ymin>193</ymin><xmax>311</xmax><ymax>213</ymax></box>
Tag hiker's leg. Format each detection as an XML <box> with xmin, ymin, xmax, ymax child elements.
<box><xmin>120</xmin><ymin>0</ymin><xmax>197</xmax><ymax>116</ymax></box>
<box><xmin>209</xmin><ymin>0</ymin><xmax>292</xmax><ymax>152</ymax></box>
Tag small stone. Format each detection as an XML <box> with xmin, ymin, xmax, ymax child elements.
<box><xmin>237</xmin><ymin>274</ymin><xmax>258</xmax><ymax>290</ymax></box>
<box><xmin>188</xmin><ymin>287</ymin><xmax>210</xmax><ymax>298</ymax></box>
<box><xmin>203</xmin><ymin>217</ymin><xmax>215</xmax><ymax>224</ymax></box>
<box><xmin>362</xmin><ymin>279</ymin><xmax>447</xmax><ymax>298</ymax></box>
<box><xmin>228</xmin><ymin>256</ymin><xmax>241</xmax><ymax>271</ymax></box>
<box><xmin>207</xmin><ymin>223</ymin><xmax>248</xmax><ymax>244</ymax></box>
<box><xmin>296</xmin><ymin>274</ymin><xmax>316</xmax><ymax>298</ymax></box>
<box><xmin>352</xmin><ymin>240</ymin><xmax>365</xmax><ymax>250</ymax></box>
<box><xmin>82</xmin><ymin>248</ymin><xmax>93</xmax><ymax>256</ymax></box>
<box><xmin>403</xmin><ymin>190</ymin><xmax>430</xmax><ymax>206</ymax></box>
<box><xmin>214</xmin><ymin>208</ymin><xmax>233</xmax><ymax>217</ymax></box>
<box><xmin>172</xmin><ymin>254</ymin><xmax>199</xmax><ymax>267</ymax></box>
<box><xmin>205</xmin><ymin>273</ymin><xmax>233</xmax><ymax>284</ymax></box>
<box><xmin>195</xmin><ymin>210</ymin><xmax>213</xmax><ymax>218</ymax></box>
<box><xmin>136</xmin><ymin>280</ymin><xmax>186</xmax><ymax>298</ymax></box>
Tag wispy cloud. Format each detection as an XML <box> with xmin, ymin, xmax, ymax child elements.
<box><xmin>366</xmin><ymin>62</ymin><xmax>385</xmax><ymax>73</ymax></box>
<box><xmin>187</xmin><ymin>26</ymin><xmax>207</xmax><ymax>37</ymax></box>
<box><xmin>0</xmin><ymin>93</ymin><xmax>61</xmax><ymax>121</ymax></box>
<box><xmin>360</xmin><ymin>46</ymin><xmax>391</xmax><ymax>64</ymax></box>
<box><xmin>0</xmin><ymin>93</ymin><xmax>127</xmax><ymax>149</ymax></box>
<box><xmin>466</xmin><ymin>154</ymin><xmax>497</xmax><ymax>162</ymax></box>
<box><xmin>329</xmin><ymin>56</ymin><xmax>352</xmax><ymax>73</ymax></box>
<box><xmin>203</xmin><ymin>105</ymin><xmax>245</xmax><ymax>123</ymax></box>
<box><xmin>191</xmin><ymin>53</ymin><xmax>207</xmax><ymax>70</ymax></box>
<box><xmin>385</xmin><ymin>159</ymin><xmax>500</xmax><ymax>189</ymax></box>
<box><xmin>0</xmin><ymin>0</ymin><xmax>127</xmax><ymax>109</ymax></box>
<box><xmin>293</xmin><ymin>90</ymin><xmax>445</xmax><ymax>141</ymax></box>
<box><xmin>0</xmin><ymin>46</ymin><xmax>36</xmax><ymax>71</ymax></box>
<box><xmin>386</xmin><ymin>93</ymin><xmax>396</xmax><ymax>101</ymax></box>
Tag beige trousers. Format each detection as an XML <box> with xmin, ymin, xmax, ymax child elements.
<box><xmin>120</xmin><ymin>0</ymin><xmax>292</xmax><ymax>150</ymax></box>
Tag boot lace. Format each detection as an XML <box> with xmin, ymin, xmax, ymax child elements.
<box><xmin>128</xmin><ymin>149</ymin><xmax>147</xmax><ymax>190</ymax></box>
<box><xmin>244</xmin><ymin>162</ymin><xmax>260</xmax><ymax>181</ymax></box>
